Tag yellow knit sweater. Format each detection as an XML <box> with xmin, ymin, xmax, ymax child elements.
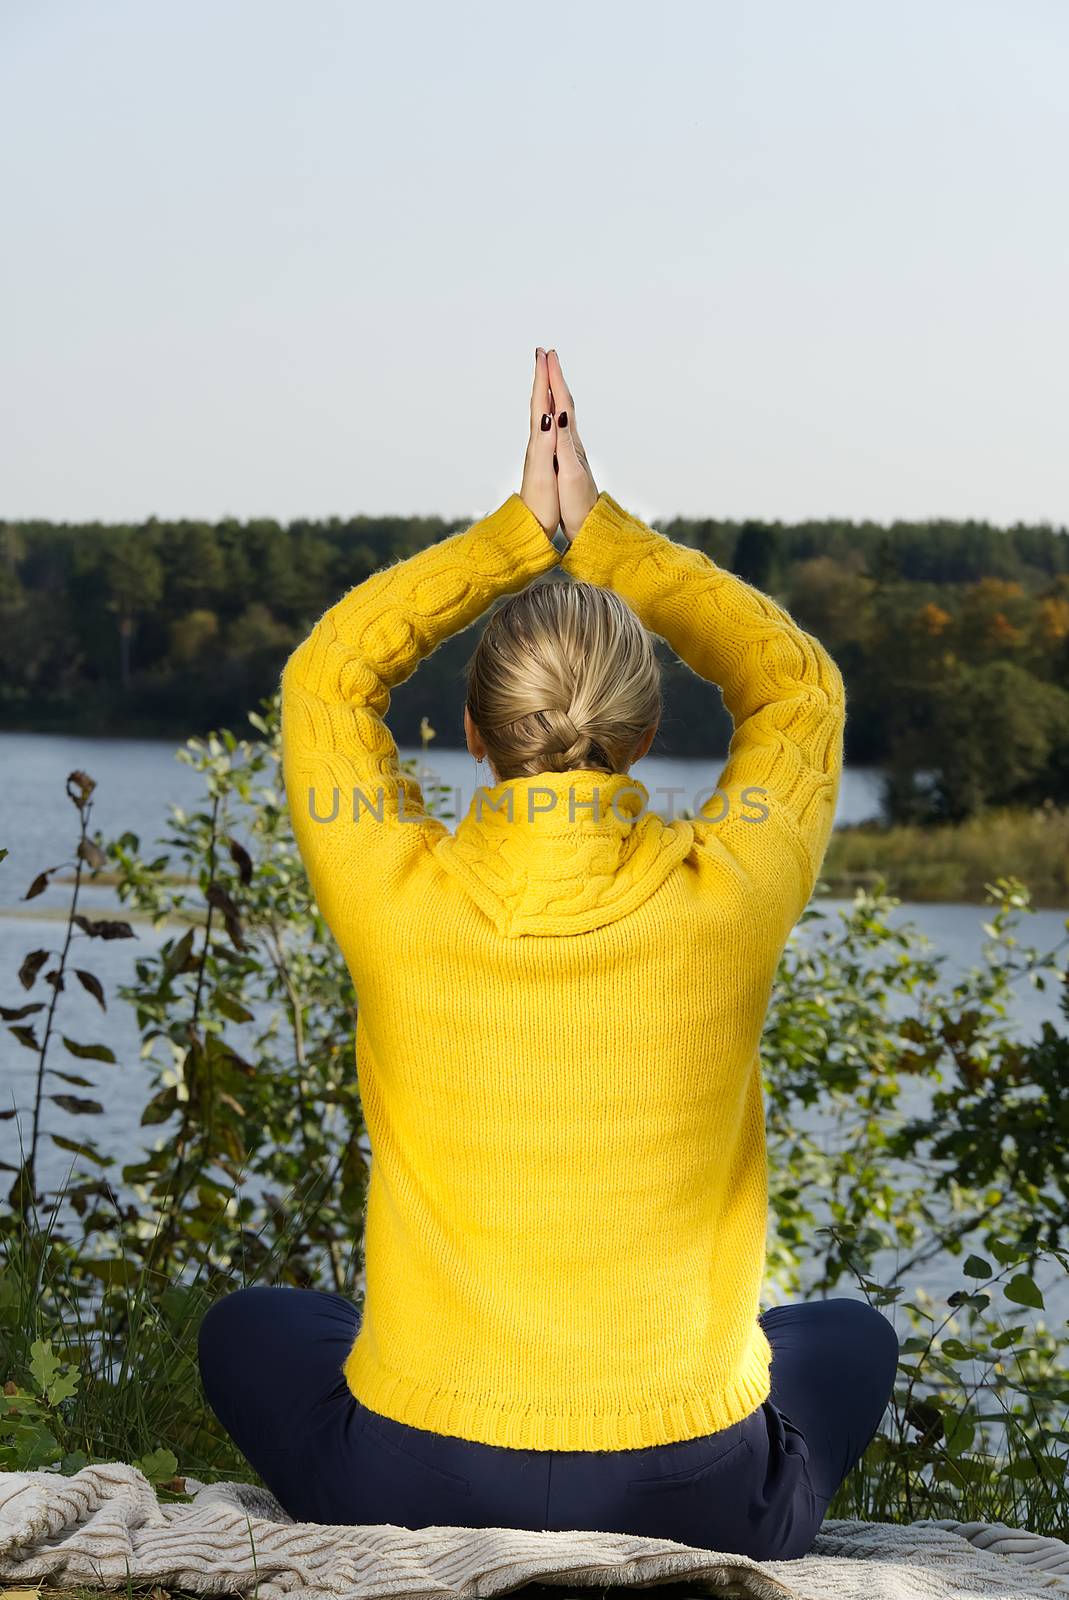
<box><xmin>280</xmin><ymin>489</ymin><xmax>845</xmax><ymax>1452</ymax></box>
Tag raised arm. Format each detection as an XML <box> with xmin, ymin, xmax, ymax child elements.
<box><xmin>280</xmin><ymin>494</ymin><xmax>561</xmax><ymax>943</ymax></box>
<box><xmin>280</xmin><ymin>350</ymin><xmax>565</xmax><ymax>950</ymax></box>
<box><xmin>561</xmin><ymin>491</ymin><xmax>846</xmax><ymax>940</ymax></box>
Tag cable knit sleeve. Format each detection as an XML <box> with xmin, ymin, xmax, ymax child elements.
<box><xmin>280</xmin><ymin>493</ymin><xmax>561</xmax><ymax>942</ymax></box>
<box><xmin>561</xmin><ymin>491</ymin><xmax>846</xmax><ymax>939</ymax></box>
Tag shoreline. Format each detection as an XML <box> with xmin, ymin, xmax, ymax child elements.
<box><xmin>3</xmin><ymin>804</ymin><xmax>1069</xmax><ymax>914</ymax></box>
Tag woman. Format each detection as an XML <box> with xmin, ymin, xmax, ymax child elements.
<box><xmin>197</xmin><ymin>348</ymin><xmax>898</xmax><ymax>1558</ymax></box>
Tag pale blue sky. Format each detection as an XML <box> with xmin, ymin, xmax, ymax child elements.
<box><xmin>2</xmin><ymin>1</ymin><xmax>1067</xmax><ymax>527</ymax></box>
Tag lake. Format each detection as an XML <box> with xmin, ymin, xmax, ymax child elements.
<box><xmin>0</xmin><ymin>730</ymin><xmax>889</xmax><ymax>888</ymax></box>
<box><xmin>2</xmin><ymin>731</ymin><xmax>1067</xmax><ymax>1324</ymax></box>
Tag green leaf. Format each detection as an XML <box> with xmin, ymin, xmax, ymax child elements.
<box><xmin>15</xmin><ymin>1422</ymin><xmax>63</xmax><ymax>1470</ymax></box>
<box><xmin>990</xmin><ymin>1325</ymin><xmax>1026</xmax><ymax>1350</ymax></box>
<box><xmin>989</xmin><ymin>1238</ymin><xmax>1023</xmax><ymax>1265</ymax></box>
<box><xmin>141</xmin><ymin>1086</ymin><xmax>179</xmax><ymax>1126</ymax></box>
<box><xmin>162</xmin><ymin>927</ymin><xmax>196</xmax><ymax>980</ymax></box>
<box><xmin>79</xmin><ymin>1257</ymin><xmax>138</xmax><ymax>1286</ymax></box>
<box><xmin>135</xmin><ymin>1446</ymin><xmax>179</xmax><ymax>1484</ymax></box>
<box><xmin>29</xmin><ymin>1339</ymin><xmax>61</xmax><ymax>1397</ymax></box>
<box><xmin>50</xmin><ymin>1133</ymin><xmax>113</xmax><ymax>1167</ymax></box>
<box><xmin>944</xmin><ymin>1411</ymin><xmax>976</xmax><ymax>1458</ymax></box>
<box><xmin>50</xmin><ymin>1094</ymin><xmax>104</xmax><ymax>1115</ymax></box>
<box><xmin>1005</xmin><ymin>1274</ymin><xmax>1045</xmax><ymax>1309</ymax></box>
<box><xmin>962</xmin><ymin>1254</ymin><xmax>991</xmax><ymax>1279</ymax></box>
<box><xmin>27</xmin><ymin>1336</ymin><xmax>78</xmax><ymax>1405</ymax></box>
<box><xmin>61</xmin><ymin>1036</ymin><xmax>116</xmax><ymax>1063</ymax></box>
<box><xmin>215</xmin><ymin>992</ymin><xmax>254</xmax><ymax>1024</ymax></box>
<box><xmin>947</xmin><ymin>1290</ymin><xmax>990</xmax><ymax>1311</ymax></box>
<box><xmin>46</xmin><ymin>1366</ymin><xmax>80</xmax><ymax>1406</ymax></box>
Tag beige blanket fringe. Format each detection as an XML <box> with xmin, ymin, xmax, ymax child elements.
<box><xmin>1</xmin><ymin>1464</ymin><xmax>1068</xmax><ymax>1600</ymax></box>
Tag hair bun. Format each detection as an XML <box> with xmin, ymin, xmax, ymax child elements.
<box><xmin>465</xmin><ymin>581</ymin><xmax>662</xmax><ymax>782</ymax></box>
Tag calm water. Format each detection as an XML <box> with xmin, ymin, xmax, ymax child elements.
<box><xmin>0</xmin><ymin>729</ymin><xmax>888</xmax><ymax>891</ymax></box>
<box><xmin>2</xmin><ymin>732</ymin><xmax>1066</xmax><ymax>1324</ymax></box>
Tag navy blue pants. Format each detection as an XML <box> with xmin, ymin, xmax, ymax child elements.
<box><xmin>197</xmin><ymin>1288</ymin><xmax>897</xmax><ymax>1560</ymax></box>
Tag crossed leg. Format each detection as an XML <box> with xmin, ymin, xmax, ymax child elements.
<box><xmin>196</xmin><ymin>1284</ymin><xmax>363</xmax><ymax>1520</ymax></box>
<box><xmin>759</xmin><ymin>1297</ymin><xmax>899</xmax><ymax>1507</ymax></box>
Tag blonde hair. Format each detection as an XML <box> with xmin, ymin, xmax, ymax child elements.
<box><xmin>465</xmin><ymin>577</ymin><xmax>662</xmax><ymax>780</ymax></box>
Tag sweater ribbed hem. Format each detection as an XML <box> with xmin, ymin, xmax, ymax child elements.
<box><xmin>342</xmin><ymin>1320</ymin><xmax>773</xmax><ymax>1452</ymax></box>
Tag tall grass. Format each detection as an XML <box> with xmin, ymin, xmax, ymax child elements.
<box><xmin>824</xmin><ymin>802</ymin><xmax>1069</xmax><ymax>904</ymax></box>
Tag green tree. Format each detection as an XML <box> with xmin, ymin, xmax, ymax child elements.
<box><xmin>732</xmin><ymin>521</ymin><xmax>781</xmax><ymax>588</ymax></box>
<box><xmin>107</xmin><ymin>532</ymin><xmax>164</xmax><ymax>689</ymax></box>
<box><xmin>916</xmin><ymin>661</ymin><xmax>1069</xmax><ymax>820</ymax></box>
<box><xmin>169</xmin><ymin>608</ymin><xmax>221</xmax><ymax>667</ymax></box>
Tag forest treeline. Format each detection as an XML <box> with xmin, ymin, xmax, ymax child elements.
<box><xmin>2</xmin><ymin>508</ymin><xmax>1068</xmax><ymax>823</ymax></box>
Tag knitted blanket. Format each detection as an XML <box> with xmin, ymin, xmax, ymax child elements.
<box><xmin>2</xmin><ymin>1464</ymin><xmax>1068</xmax><ymax>1600</ymax></box>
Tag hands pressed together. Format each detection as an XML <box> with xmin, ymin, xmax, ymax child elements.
<box><xmin>520</xmin><ymin>348</ymin><xmax>599</xmax><ymax>544</ymax></box>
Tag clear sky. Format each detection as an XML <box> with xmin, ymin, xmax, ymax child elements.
<box><xmin>2</xmin><ymin>0</ymin><xmax>1066</xmax><ymax>528</ymax></box>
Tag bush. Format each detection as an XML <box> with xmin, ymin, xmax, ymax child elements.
<box><xmin>2</xmin><ymin>701</ymin><xmax>1067</xmax><ymax>1532</ymax></box>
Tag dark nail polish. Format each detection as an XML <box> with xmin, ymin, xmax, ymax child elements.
<box><xmin>558</xmin><ymin>410</ymin><xmax>568</xmax><ymax>428</ymax></box>
<box><xmin>541</xmin><ymin>413</ymin><xmax>552</xmax><ymax>431</ymax></box>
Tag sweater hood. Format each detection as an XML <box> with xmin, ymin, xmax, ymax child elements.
<box><xmin>433</xmin><ymin>769</ymin><xmax>695</xmax><ymax>937</ymax></box>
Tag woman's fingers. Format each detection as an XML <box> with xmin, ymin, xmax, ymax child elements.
<box><xmin>531</xmin><ymin>347</ymin><xmax>557</xmax><ymax>461</ymax></box>
<box><xmin>520</xmin><ymin>348</ymin><xmax>561</xmax><ymax>536</ymax></box>
<box><xmin>546</xmin><ymin>349</ymin><xmax>597</xmax><ymax>537</ymax></box>
<box><xmin>546</xmin><ymin>348</ymin><xmax>569</xmax><ymax>399</ymax></box>
<box><xmin>547</xmin><ymin>348</ymin><xmax>587</xmax><ymax>474</ymax></box>
<box><xmin>531</xmin><ymin>347</ymin><xmax>553</xmax><ymax>432</ymax></box>
<box><xmin>546</xmin><ymin>349</ymin><xmax>574</xmax><ymax>439</ymax></box>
